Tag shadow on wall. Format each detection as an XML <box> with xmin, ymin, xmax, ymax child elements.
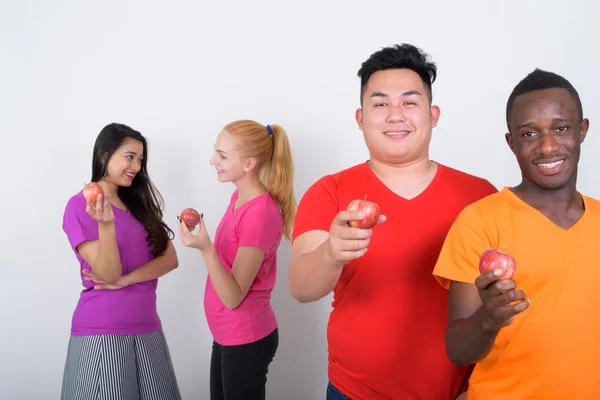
<box><xmin>266</xmin><ymin>134</ymin><xmax>344</xmax><ymax>400</ymax></box>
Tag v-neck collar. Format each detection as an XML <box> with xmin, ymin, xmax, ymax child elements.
<box><xmin>362</xmin><ymin>161</ymin><xmax>444</xmax><ymax>202</ymax></box>
<box><xmin>501</xmin><ymin>186</ymin><xmax>588</xmax><ymax>233</ymax></box>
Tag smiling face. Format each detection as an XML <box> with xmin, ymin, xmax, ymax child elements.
<box><xmin>209</xmin><ymin>130</ymin><xmax>255</xmax><ymax>183</ymax></box>
<box><xmin>506</xmin><ymin>87</ymin><xmax>589</xmax><ymax>191</ymax></box>
<box><xmin>103</xmin><ymin>137</ymin><xmax>144</xmax><ymax>187</ymax></box>
<box><xmin>355</xmin><ymin>68</ymin><xmax>440</xmax><ymax>166</ymax></box>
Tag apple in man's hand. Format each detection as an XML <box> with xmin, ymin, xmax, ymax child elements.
<box><xmin>479</xmin><ymin>248</ymin><xmax>516</xmax><ymax>280</ymax></box>
<box><xmin>347</xmin><ymin>196</ymin><xmax>380</xmax><ymax>229</ymax></box>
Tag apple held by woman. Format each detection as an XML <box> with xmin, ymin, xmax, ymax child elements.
<box><xmin>180</xmin><ymin>208</ymin><xmax>201</xmax><ymax>229</ymax></box>
<box><xmin>83</xmin><ymin>182</ymin><xmax>104</xmax><ymax>203</ymax></box>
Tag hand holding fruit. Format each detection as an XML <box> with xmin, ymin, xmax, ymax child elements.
<box><xmin>346</xmin><ymin>195</ymin><xmax>381</xmax><ymax>229</ymax></box>
<box><xmin>479</xmin><ymin>248</ymin><xmax>516</xmax><ymax>280</ymax></box>
<box><xmin>178</xmin><ymin>209</ymin><xmax>211</xmax><ymax>251</ymax></box>
<box><xmin>83</xmin><ymin>182</ymin><xmax>114</xmax><ymax>224</ymax></box>
<box><xmin>325</xmin><ymin>197</ymin><xmax>386</xmax><ymax>267</ymax></box>
<box><xmin>474</xmin><ymin>248</ymin><xmax>529</xmax><ymax>331</ymax></box>
<box><xmin>180</xmin><ymin>208</ymin><xmax>201</xmax><ymax>231</ymax></box>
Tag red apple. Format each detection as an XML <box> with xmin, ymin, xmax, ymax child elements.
<box><xmin>180</xmin><ymin>208</ymin><xmax>201</xmax><ymax>229</ymax></box>
<box><xmin>83</xmin><ymin>182</ymin><xmax>104</xmax><ymax>203</ymax></box>
<box><xmin>347</xmin><ymin>196</ymin><xmax>380</xmax><ymax>229</ymax></box>
<box><xmin>478</xmin><ymin>248</ymin><xmax>516</xmax><ymax>280</ymax></box>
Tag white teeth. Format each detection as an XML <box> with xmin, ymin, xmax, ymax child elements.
<box><xmin>384</xmin><ymin>131</ymin><xmax>410</xmax><ymax>136</ymax></box>
<box><xmin>537</xmin><ymin>160</ymin><xmax>564</xmax><ymax>168</ymax></box>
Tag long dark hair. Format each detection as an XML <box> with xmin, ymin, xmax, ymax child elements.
<box><xmin>91</xmin><ymin>123</ymin><xmax>173</xmax><ymax>257</ymax></box>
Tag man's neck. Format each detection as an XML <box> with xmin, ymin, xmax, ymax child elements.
<box><xmin>510</xmin><ymin>172</ymin><xmax>586</xmax><ymax>231</ymax></box>
<box><xmin>368</xmin><ymin>156</ymin><xmax>438</xmax><ymax>199</ymax></box>
<box><xmin>368</xmin><ymin>156</ymin><xmax>435</xmax><ymax>182</ymax></box>
<box><xmin>511</xmin><ymin>181</ymin><xmax>582</xmax><ymax>213</ymax></box>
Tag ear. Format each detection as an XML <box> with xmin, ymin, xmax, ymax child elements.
<box><xmin>355</xmin><ymin>108</ymin><xmax>364</xmax><ymax>131</ymax></box>
<box><xmin>505</xmin><ymin>132</ymin><xmax>516</xmax><ymax>155</ymax></box>
<box><xmin>244</xmin><ymin>157</ymin><xmax>257</xmax><ymax>172</ymax></box>
<box><xmin>430</xmin><ymin>105</ymin><xmax>441</xmax><ymax>128</ymax></box>
<box><xmin>580</xmin><ymin>118</ymin><xmax>590</xmax><ymax>143</ymax></box>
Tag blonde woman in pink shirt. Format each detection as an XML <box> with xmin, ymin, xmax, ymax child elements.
<box><xmin>178</xmin><ymin>120</ymin><xmax>296</xmax><ymax>400</ymax></box>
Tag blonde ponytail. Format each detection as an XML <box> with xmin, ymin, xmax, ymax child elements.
<box><xmin>223</xmin><ymin>120</ymin><xmax>297</xmax><ymax>241</ymax></box>
<box><xmin>263</xmin><ymin>124</ymin><xmax>296</xmax><ymax>241</ymax></box>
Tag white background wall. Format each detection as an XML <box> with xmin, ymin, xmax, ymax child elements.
<box><xmin>2</xmin><ymin>1</ymin><xmax>599</xmax><ymax>398</ymax></box>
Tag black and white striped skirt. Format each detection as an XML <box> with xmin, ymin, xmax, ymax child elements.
<box><xmin>60</xmin><ymin>329</ymin><xmax>182</xmax><ymax>400</ymax></box>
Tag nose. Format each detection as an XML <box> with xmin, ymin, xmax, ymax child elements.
<box><xmin>539</xmin><ymin>132</ymin><xmax>561</xmax><ymax>156</ymax></box>
<box><xmin>385</xmin><ymin>105</ymin><xmax>407</xmax><ymax>123</ymax></box>
<box><xmin>209</xmin><ymin>154</ymin><xmax>217</xmax><ymax>166</ymax></box>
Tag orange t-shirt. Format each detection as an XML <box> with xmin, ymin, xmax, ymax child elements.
<box><xmin>292</xmin><ymin>161</ymin><xmax>497</xmax><ymax>399</ymax></box>
<box><xmin>433</xmin><ymin>187</ymin><xmax>600</xmax><ymax>399</ymax></box>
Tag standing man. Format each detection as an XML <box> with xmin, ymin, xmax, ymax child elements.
<box><xmin>433</xmin><ymin>68</ymin><xmax>600</xmax><ymax>399</ymax></box>
<box><xmin>289</xmin><ymin>43</ymin><xmax>497</xmax><ymax>399</ymax></box>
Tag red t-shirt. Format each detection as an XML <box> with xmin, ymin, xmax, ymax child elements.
<box><xmin>292</xmin><ymin>161</ymin><xmax>498</xmax><ymax>400</ymax></box>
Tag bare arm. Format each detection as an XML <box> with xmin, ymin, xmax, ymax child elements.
<box><xmin>77</xmin><ymin>222</ymin><xmax>122</xmax><ymax>284</ymax></box>
<box><xmin>445</xmin><ymin>281</ymin><xmax>498</xmax><ymax>366</ymax></box>
<box><xmin>121</xmin><ymin>241</ymin><xmax>178</xmax><ymax>285</ymax></box>
<box><xmin>288</xmin><ymin>209</ymin><xmax>384</xmax><ymax>303</ymax></box>
<box><xmin>288</xmin><ymin>231</ymin><xmax>343</xmax><ymax>303</ymax></box>
<box><xmin>201</xmin><ymin>245</ymin><xmax>265</xmax><ymax>309</ymax></box>
<box><xmin>445</xmin><ymin>272</ymin><xmax>530</xmax><ymax>366</ymax></box>
<box><xmin>75</xmin><ymin>195</ymin><xmax>122</xmax><ymax>284</ymax></box>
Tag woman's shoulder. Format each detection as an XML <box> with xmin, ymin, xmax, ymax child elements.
<box><xmin>64</xmin><ymin>190</ymin><xmax>86</xmax><ymax>213</ymax></box>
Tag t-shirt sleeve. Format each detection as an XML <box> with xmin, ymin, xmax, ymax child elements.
<box><xmin>62</xmin><ymin>195</ymin><xmax>99</xmax><ymax>251</ymax></box>
<box><xmin>474</xmin><ymin>179</ymin><xmax>499</xmax><ymax>200</ymax></box>
<box><xmin>237</xmin><ymin>204</ymin><xmax>282</xmax><ymax>255</ymax></box>
<box><xmin>291</xmin><ymin>176</ymin><xmax>339</xmax><ymax>243</ymax></box>
<box><xmin>433</xmin><ymin>204</ymin><xmax>496</xmax><ymax>289</ymax></box>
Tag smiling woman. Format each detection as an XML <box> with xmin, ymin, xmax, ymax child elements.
<box><xmin>178</xmin><ymin>119</ymin><xmax>296</xmax><ymax>400</ymax></box>
<box><xmin>60</xmin><ymin>123</ymin><xmax>182</xmax><ymax>400</ymax></box>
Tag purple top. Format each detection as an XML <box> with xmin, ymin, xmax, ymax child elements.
<box><xmin>62</xmin><ymin>191</ymin><xmax>162</xmax><ymax>336</ymax></box>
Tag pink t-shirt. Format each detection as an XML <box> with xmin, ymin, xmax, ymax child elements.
<box><xmin>204</xmin><ymin>190</ymin><xmax>282</xmax><ymax>346</ymax></box>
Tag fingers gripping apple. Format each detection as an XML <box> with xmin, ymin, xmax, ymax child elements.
<box><xmin>83</xmin><ymin>182</ymin><xmax>104</xmax><ymax>203</ymax></box>
<box><xmin>180</xmin><ymin>208</ymin><xmax>201</xmax><ymax>229</ymax></box>
<box><xmin>347</xmin><ymin>196</ymin><xmax>380</xmax><ymax>229</ymax></box>
<box><xmin>478</xmin><ymin>248</ymin><xmax>516</xmax><ymax>280</ymax></box>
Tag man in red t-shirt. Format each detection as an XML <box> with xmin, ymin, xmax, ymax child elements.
<box><xmin>288</xmin><ymin>44</ymin><xmax>498</xmax><ymax>399</ymax></box>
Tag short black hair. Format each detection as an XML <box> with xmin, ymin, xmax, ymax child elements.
<box><xmin>506</xmin><ymin>68</ymin><xmax>583</xmax><ymax>129</ymax></box>
<box><xmin>357</xmin><ymin>43</ymin><xmax>437</xmax><ymax>105</ymax></box>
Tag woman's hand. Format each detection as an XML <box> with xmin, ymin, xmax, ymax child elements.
<box><xmin>83</xmin><ymin>269</ymin><xmax>130</xmax><ymax>290</ymax></box>
<box><xmin>178</xmin><ymin>215</ymin><xmax>212</xmax><ymax>251</ymax></box>
<box><xmin>85</xmin><ymin>195</ymin><xmax>114</xmax><ymax>224</ymax></box>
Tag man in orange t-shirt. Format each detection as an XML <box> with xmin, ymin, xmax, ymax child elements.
<box><xmin>288</xmin><ymin>43</ymin><xmax>497</xmax><ymax>399</ymax></box>
<box><xmin>433</xmin><ymin>68</ymin><xmax>600</xmax><ymax>399</ymax></box>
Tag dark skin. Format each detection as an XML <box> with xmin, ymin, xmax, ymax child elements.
<box><xmin>444</xmin><ymin>87</ymin><xmax>590</xmax><ymax>366</ymax></box>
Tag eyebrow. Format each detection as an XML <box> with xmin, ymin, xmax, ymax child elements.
<box><xmin>370</xmin><ymin>90</ymin><xmax>422</xmax><ymax>99</ymax></box>
<box><xmin>217</xmin><ymin>149</ymin><xmax>228</xmax><ymax>155</ymax></box>
<box><xmin>515</xmin><ymin>117</ymin><xmax>574</xmax><ymax>131</ymax></box>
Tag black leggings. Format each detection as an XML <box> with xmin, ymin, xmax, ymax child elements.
<box><xmin>210</xmin><ymin>328</ymin><xmax>279</xmax><ymax>400</ymax></box>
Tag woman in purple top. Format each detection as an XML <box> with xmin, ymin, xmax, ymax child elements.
<box><xmin>60</xmin><ymin>123</ymin><xmax>182</xmax><ymax>399</ymax></box>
